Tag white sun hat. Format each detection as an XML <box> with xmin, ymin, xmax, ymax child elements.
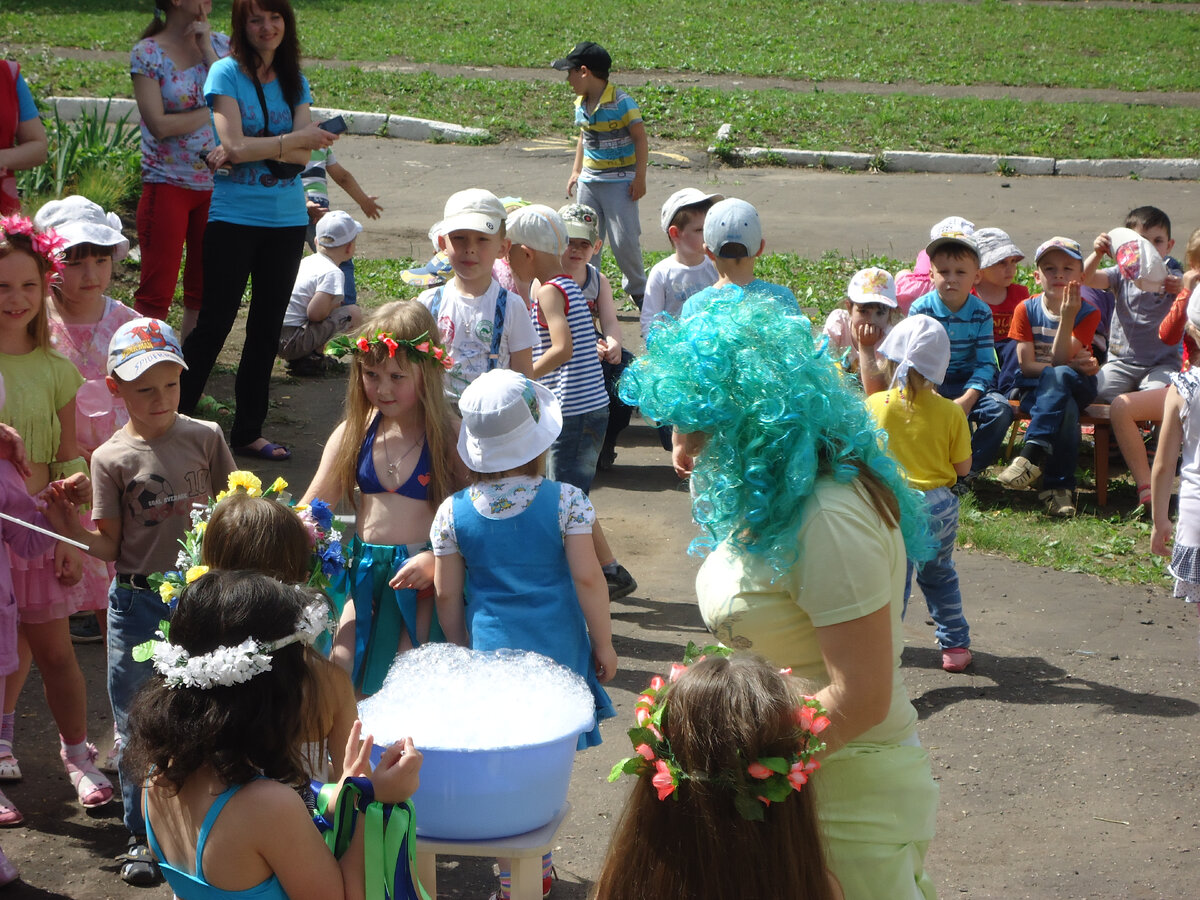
<box><xmin>457</xmin><ymin>369</ymin><xmax>563</xmax><ymax>472</ymax></box>
<box><xmin>34</xmin><ymin>195</ymin><xmax>129</xmax><ymax>262</ymax></box>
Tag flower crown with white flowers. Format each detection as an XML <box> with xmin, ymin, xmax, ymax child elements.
<box><xmin>608</xmin><ymin>643</ymin><xmax>830</xmax><ymax>822</ymax></box>
<box><xmin>133</xmin><ymin>599</ymin><xmax>334</xmax><ymax>690</ymax></box>
<box><xmin>0</xmin><ymin>214</ymin><xmax>67</xmax><ymax>277</ymax></box>
<box><xmin>149</xmin><ymin>471</ymin><xmax>347</xmax><ymax>606</ymax></box>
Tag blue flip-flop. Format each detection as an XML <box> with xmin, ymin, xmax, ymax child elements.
<box><xmin>233</xmin><ymin>441</ymin><xmax>291</xmax><ymax>461</ymax></box>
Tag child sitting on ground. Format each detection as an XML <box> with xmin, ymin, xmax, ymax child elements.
<box><xmin>997</xmin><ymin>239</ymin><xmax>1100</xmax><ymax>517</ymax></box>
<box><xmin>679</xmin><ymin>198</ymin><xmax>799</xmax><ymax>319</ymax></box>
<box><xmin>821</xmin><ymin>266</ymin><xmax>898</xmax><ymax>388</ymax></box>
<box><xmin>418</xmin><ymin>189</ymin><xmax>537</xmax><ymax>403</ymax></box>
<box><xmin>278</xmin><ymin>210</ymin><xmax>365</xmax><ymax>377</ymax></box>
<box><xmin>909</xmin><ymin>225</ymin><xmax>1014</xmax><ymax>489</ymax></box>
<box><xmin>867</xmin><ymin>315</ymin><xmax>974</xmax><ymax>672</ymax></box>
<box><xmin>639</xmin><ymin>188</ymin><xmax>721</xmax><ymax>340</ymax></box>
<box><xmin>895</xmin><ymin>215</ymin><xmax>975</xmax><ymax>312</ymax></box>
<box><xmin>971</xmin><ymin>227</ymin><xmax>1030</xmax><ymax>396</ymax></box>
<box><xmin>595</xmin><ymin>650</ymin><xmax>840</xmax><ymax>900</ymax></box>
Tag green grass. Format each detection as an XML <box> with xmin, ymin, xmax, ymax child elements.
<box><xmin>4</xmin><ymin>0</ymin><xmax>1198</xmax><ymax>92</ymax></box>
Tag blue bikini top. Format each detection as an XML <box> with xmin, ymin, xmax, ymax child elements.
<box><xmin>145</xmin><ymin>780</ymin><xmax>290</xmax><ymax>900</ymax></box>
<box><xmin>356</xmin><ymin>413</ymin><xmax>431</xmax><ymax>500</ymax></box>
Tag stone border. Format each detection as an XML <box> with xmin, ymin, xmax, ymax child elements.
<box><xmin>46</xmin><ymin>97</ymin><xmax>490</xmax><ymax>144</ymax></box>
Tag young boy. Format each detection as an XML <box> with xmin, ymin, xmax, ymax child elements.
<box><xmin>972</xmin><ymin>227</ymin><xmax>1030</xmax><ymax>396</ymax></box>
<box><xmin>997</xmin><ymin>238</ymin><xmax>1101</xmax><ymax>516</ymax></box>
<box><xmin>507</xmin><ymin>204</ymin><xmax>636</xmax><ymax>600</ymax></box>
<box><xmin>678</xmin><ymin>198</ymin><xmax>799</xmax><ymax>319</ymax></box>
<box><xmin>417</xmin><ymin>188</ymin><xmax>537</xmax><ymax>403</ymax></box>
<box><xmin>909</xmin><ymin>226</ymin><xmax>1014</xmax><ymax>485</ymax></box>
<box><xmin>553</xmin><ymin>41</ymin><xmax>647</xmax><ymax>304</ymax></box>
<box><xmin>639</xmin><ymin>188</ymin><xmax>721</xmax><ymax>340</ymax></box>
<box><xmin>279</xmin><ymin>210</ymin><xmax>365</xmax><ymax>376</ymax></box>
<box><xmin>1082</xmin><ymin>205</ymin><xmax>1184</xmax><ymax>402</ymax></box>
<box><xmin>44</xmin><ymin>318</ymin><xmax>235</xmax><ymax>886</ymax></box>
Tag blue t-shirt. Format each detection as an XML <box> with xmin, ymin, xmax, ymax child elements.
<box><xmin>679</xmin><ymin>279</ymin><xmax>800</xmax><ymax>320</ymax></box>
<box><xmin>203</xmin><ymin>58</ymin><xmax>311</xmax><ymax>227</ymax></box>
<box><xmin>16</xmin><ymin>73</ymin><xmax>37</xmax><ymax>122</ymax></box>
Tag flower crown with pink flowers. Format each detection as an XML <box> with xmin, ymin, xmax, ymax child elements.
<box><xmin>0</xmin><ymin>215</ymin><xmax>67</xmax><ymax>277</ymax></box>
<box><xmin>608</xmin><ymin>643</ymin><xmax>830</xmax><ymax>822</ymax></box>
<box><xmin>326</xmin><ymin>330</ymin><xmax>453</xmax><ymax>371</ymax></box>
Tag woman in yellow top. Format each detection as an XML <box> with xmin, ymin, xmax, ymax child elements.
<box><xmin>620</xmin><ymin>296</ymin><xmax>940</xmax><ymax>900</ymax></box>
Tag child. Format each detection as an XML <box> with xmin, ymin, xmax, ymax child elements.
<box><xmin>639</xmin><ymin>188</ymin><xmax>721</xmax><ymax>340</ymax></box>
<box><xmin>678</xmin><ymin>198</ymin><xmax>799</xmax><ymax>319</ymax></box>
<box><xmin>126</xmin><ymin>570</ymin><xmax>421</xmax><ymax>900</ymax></box>
<box><xmin>302</xmin><ymin>127</ymin><xmax>382</xmax><ymax>270</ymax></box>
<box><xmin>909</xmin><ymin>225</ymin><xmax>1014</xmax><ymax>486</ymax></box>
<box><xmin>895</xmin><ymin>215</ymin><xmax>975</xmax><ymax>312</ymax></box>
<box><xmin>0</xmin><ymin>373</ymin><xmax>60</xmax><ymax>880</ymax></box>
<box><xmin>971</xmin><ymin>227</ymin><xmax>1030</xmax><ymax>396</ymax></box>
<box><xmin>867</xmin><ymin>315</ymin><xmax>974</xmax><ymax>672</ymax></box>
<box><xmin>1083</xmin><ymin>205</ymin><xmax>1184</xmax><ymax>402</ymax></box>
<box><xmin>43</xmin><ymin>315</ymin><xmax>235</xmax><ymax>885</ymax></box>
<box><xmin>997</xmin><ymin>238</ymin><xmax>1101</xmax><ymax>517</ymax></box>
<box><xmin>279</xmin><ymin>209</ymin><xmax>365</xmax><ymax>376</ymax></box>
<box><xmin>596</xmin><ymin>650</ymin><xmax>839</xmax><ymax>900</ymax></box>
<box><xmin>821</xmin><ymin>266</ymin><xmax>898</xmax><ymax>388</ymax></box>
<box><xmin>558</xmin><ymin>203</ymin><xmax>631</xmax><ymax>470</ymax></box>
<box><xmin>302</xmin><ymin>301</ymin><xmax>465</xmax><ymax>696</ymax></box>
<box><xmin>1151</xmin><ymin>289</ymin><xmax>1200</xmax><ymax>620</ymax></box>
<box><xmin>417</xmin><ymin>189</ymin><xmax>537</xmax><ymax>403</ymax></box>
<box><xmin>553</xmin><ymin>41</ymin><xmax>647</xmax><ymax>303</ymax></box>
<box><xmin>433</xmin><ymin>368</ymin><xmax>616</xmax><ymax>734</ymax></box>
<box><xmin>0</xmin><ymin>215</ymin><xmax>108</xmax><ymax>827</ymax></box>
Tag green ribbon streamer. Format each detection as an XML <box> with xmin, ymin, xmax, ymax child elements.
<box><xmin>318</xmin><ymin>782</ymin><xmax>429</xmax><ymax>900</ymax></box>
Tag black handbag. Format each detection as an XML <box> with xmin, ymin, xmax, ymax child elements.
<box><xmin>251</xmin><ymin>73</ymin><xmax>304</xmax><ymax>181</ymax></box>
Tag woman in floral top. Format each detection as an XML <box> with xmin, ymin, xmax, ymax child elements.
<box><xmin>130</xmin><ymin>0</ymin><xmax>228</xmax><ymax>337</ymax></box>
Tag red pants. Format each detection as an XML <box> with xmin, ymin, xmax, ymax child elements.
<box><xmin>133</xmin><ymin>181</ymin><xmax>211</xmax><ymax>319</ymax></box>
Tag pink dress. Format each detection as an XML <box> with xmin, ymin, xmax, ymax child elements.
<box><xmin>48</xmin><ymin>296</ymin><xmax>140</xmax><ymax>613</ymax></box>
<box><xmin>0</xmin><ymin>461</ymin><xmax>55</xmax><ymax>668</ymax></box>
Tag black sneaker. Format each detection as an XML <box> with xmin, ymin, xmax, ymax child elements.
<box><xmin>286</xmin><ymin>353</ymin><xmax>328</xmax><ymax>377</ymax></box>
<box><xmin>596</xmin><ymin>447</ymin><xmax>617</xmax><ymax>472</ymax></box>
<box><xmin>69</xmin><ymin>615</ymin><xmax>102</xmax><ymax>644</ymax></box>
<box><xmin>605</xmin><ymin>564</ymin><xmax>637</xmax><ymax>601</ymax></box>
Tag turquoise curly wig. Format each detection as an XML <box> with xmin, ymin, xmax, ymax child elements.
<box><xmin>619</xmin><ymin>294</ymin><xmax>934</xmax><ymax>576</ymax></box>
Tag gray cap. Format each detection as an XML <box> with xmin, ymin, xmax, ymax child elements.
<box><xmin>974</xmin><ymin>227</ymin><xmax>1024</xmax><ymax>269</ymax></box>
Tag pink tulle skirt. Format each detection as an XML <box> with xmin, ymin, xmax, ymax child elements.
<box><xmin>7</xmin><ymin>512</ymin><xmax>111</xmax><ymax>625</ymax></box>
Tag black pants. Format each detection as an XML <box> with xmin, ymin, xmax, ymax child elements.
<box><xmin>180</xmin><ymin>220</ymin><xmax>305</xmax><ymax>447</ymax></box>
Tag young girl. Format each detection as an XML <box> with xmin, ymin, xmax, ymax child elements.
<box><xmin>867</xmin><ymin>314</ymin><xmax>975</xmax><ymax>673</ymax></box>
<box><xmin>1151</xmin><ymin>287</ymin><xmax>1200</xmax><ymax>630</ymax></box>
<box><xmin>303</xmin><ymin>300</ymin><xmax>465</xmax><ymax>696</ymax></box>
<box><xmin>821</xmin><ymin>266</ymin><xmax>899</xmax><ymax>388</ymax></box>
<box><xmin>596</xmin><ymin>650</ymin><xmax>841</xmax><ymax>900</ymax></box>
<box><xmin>126</xmin><ymin>570</ymin><xmax>422</xmax><ymax>900</ymax></box>
<box><xmin>0</xmin><ymin>215</ymin><xmax>112</xmax><ymax>819</ymax></box>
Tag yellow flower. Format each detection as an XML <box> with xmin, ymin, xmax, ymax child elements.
<box><xmin>185</xmin><ymin>565</ymin><xmax>210</xmax><ymax>583</ymax></box>
<box><xmin>195</xmin><ymin>521</ymin><xmax>207</xmax><ymax>536</ymax></box>
<box><xmin>267</xmin><ymin>476</ymin><xmax>288</xmax><ymax>495</ymax></box>
<box><xmin>215</xmin><ymin>490</ymin><xmax>230</xmax><ymax>503</ymax></box>
<box><xmin>228</xmin><ymin>471</ymin><xmax>263</xmax><ymax>497</ymax></box>
<box><xmin>159</xmin><ymin>582</ymin><xmax>176</xmax><ymax>603</ymax></box>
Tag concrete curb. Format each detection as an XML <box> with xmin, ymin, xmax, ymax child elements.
<box><xmin>46</xmin><ymin>97</ymin><xmax>491</xmax><ymax>144</ymax></box>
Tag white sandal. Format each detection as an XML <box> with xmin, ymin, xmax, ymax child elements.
<box><xmin>0</xmin><ymin>742</ymin><xmax>21</xmax><ymax>783</ymax></box>
<box><xmin>61</xmin><ymin>743</ymin><xmax>113</xmax><ymax>808</ymax></box>
<box><xmin>0</xmin><ymin>787</ymin><xmax>22</xmax><ymax>827</ymax></box>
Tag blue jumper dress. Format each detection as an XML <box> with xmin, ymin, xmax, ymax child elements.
<box><xmin>451</xmin><ymin>479</ymin><xmax>614</xmax><ymax>748</ymax></box>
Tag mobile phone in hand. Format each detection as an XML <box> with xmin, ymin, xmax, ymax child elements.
<box><xmin>319</xmin><ymin>115</ymin><xmax>347</xmax><ymax>135</ymax></box>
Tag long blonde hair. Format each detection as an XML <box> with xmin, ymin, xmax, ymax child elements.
<box><xmin>331</xmin><ymin>301</ymin><xmax>459</xmax><ymax>511</ymax></box>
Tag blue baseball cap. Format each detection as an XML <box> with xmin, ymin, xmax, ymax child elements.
<box><xmin>703</xmin><ymin>198</ymin><xmax>762</xmax><ymax>258</ymax></box>
<box><xmin>107</xmin><ymin>318</ymin><xmax>187</xmax><ymax>381</ymax></box>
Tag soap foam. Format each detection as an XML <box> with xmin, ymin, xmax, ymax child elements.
<box><xmin>358</xmin><ymin>643</ymin><xmax>596</xmax><ymax>750</ymax></box>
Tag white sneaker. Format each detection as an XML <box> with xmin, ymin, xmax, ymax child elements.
<box><xmin>1040</xmin><ymin>488</ymin><xmax>1076</xmax><ymax>517</ymax></box>
<box><xmin>998</xmin><ymin>455</ymin><xmax>1042</xmax><ymax>490</ymax></box>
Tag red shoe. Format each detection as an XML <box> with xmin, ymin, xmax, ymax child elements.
<box><xmin>942</xmin><ymin>648</ymin><xmax>973</xmax><ymax>673</ymax></box>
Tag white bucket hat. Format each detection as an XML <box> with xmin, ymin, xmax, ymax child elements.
<box><xmin>974</xmin><ymin>227</ymin><xmax>1025</xmax><ymax>269</ymax></box>
<box><xmin>34</xmin><ymin>195</ymin><xmax>129</xmax><ymax>261</ymax></box>
<box><xmin>457</xmin><ymin>370</ymin><xmax>563</xmax><ymax>472</ymax></box>
<box><xmin>877</xmin><ymin>314</ymin><xmax>951</xmax><ymax>388</ymax></box>
<box><xmin>1108</xmin><ymin>226</ymin><xmax>1168</xmax><ymax>293</ymax></box>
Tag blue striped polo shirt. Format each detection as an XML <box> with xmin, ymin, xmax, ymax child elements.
<box><xmin>532</xmin><ymin>276</ymin><xmax>610</xmax><ymax>417</ymax></box>
<box><xmin>908</xmin><ymin>289</ymin><xmax>998</xmax><ymax>395</ymax></box>
<box><xmin>575</xmin><ymin>83</ymin><xmax>642</xmax><ymax>182</ymax></box>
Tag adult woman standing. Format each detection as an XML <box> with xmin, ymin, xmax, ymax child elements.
<box><xmin>130</xmin><ymin>0</ymin><xmax>229</xmax><ymax>340</ymax></box>
<box><xmin>621</xmin><ymin>295</ymin><xmax>941</xmax><ymax>900</ymax></box>
<box><xmin>179</xmin><ymin>0</ymin><xmax>336</xmax><ymax>460</ymax></box>
<box><xmin>0</xmin><ymin>60</ymin><xmax>49</xmax><ymax>214</ymax></box>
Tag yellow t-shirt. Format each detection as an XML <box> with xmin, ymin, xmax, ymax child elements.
<box><xmin>695</xmin><ymin>478</ymin><xmax>917</xmax><ymax>747</ymax></box>
<box><xmin>866</xmin><ymin>386</ymin><xmax>971</xmax><ymax>490</ymax></box>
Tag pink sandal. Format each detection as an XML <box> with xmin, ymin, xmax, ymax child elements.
<box><xmin>61</xmin><ymin>743</ymin><xmax>113</xmax><ymax>808</ymax></box>
<box><xmin>0</xmin><ymin>787</ymin><xmax>22</xmax><ymax>827</ymax></box>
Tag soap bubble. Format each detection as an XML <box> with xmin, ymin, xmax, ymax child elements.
<box><xmin>358</xmin><ymin>644</ymin><xmax>596</xmax><ymax>750</ymax></box>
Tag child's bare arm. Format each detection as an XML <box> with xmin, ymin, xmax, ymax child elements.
<box><xmin>305</xmin><ymin>290</ymin><xmax>339</xmax><ymax>323</ymax></box>
<box><xmin>1081</xmin><ymin>233</ymin><xmax>1112</xmax><ymax>289</ymax></box>
<box><xmin>433</xmin><ymin>552</ymin><xmax>468</xmax><ymax>645</ymax></box>
<box><xmin>953</xmin><ymin>388</ymin><xmax>981</xmax><ymax>414</ymax></box>
<box><xmin>628</xmin><ymin>120</ymin><xmax>648</xmax><ymax>201</ymax></box>
<box><xmin>594</xmin><ymin>273</ymin><xmax>622</xmax><ymax>363</ymax></box>
<box><xmin>564</xmin><ymin>532</ymin><xmax>617</xmax><ymax>682</ymax></box>
<box><xmin>1151</xmin><ymin>386</ymin><xmax>1185</xmax><ymax>556</ymax></box>
<box><xmin>508</xmin><ymin>347</ymin><xmax>534</xmax><ymax>379</ymax></box>
<box><xmin>853</xmin><ymin>321</ymin><xmax>887</xmax><ymax>394</ymax></box>
<box><xmin>327</xmin><ymin>161</ymin><xmax>381</xmax><ymax>219</ymax></box>
<box><xmin>301</xmin><ymin>422</ymin><xmax>348</xmax><ymax>507</ymax></box>
<box><xmin>567</xmin><ymin>134</ymin><xmax>584</xmax><ymax>198</ymax></box>
<box><xmin>531</xmin><ymin>286</ymin><xmax>573</xmax><ymax>378</ymax></box>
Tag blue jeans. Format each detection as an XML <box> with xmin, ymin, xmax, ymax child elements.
<box><xmin>1019</xmin><ymin>365</ymin><xmax>1098</xmax><ymax>489</ymax></box>
<box><xmin>576</xmin><ymin>180</ymin><xmax>646</xmax><ymax>297</ymax></box>
<box><xmin>905</xmin><ymin>487</ymin><xmax>970</xmax><ymax>650</ymax></box>
<box><xmin>107</xmin><ymin>580</ymin><xmax>171</xmax><ymax>837</ymax></box>
<box><xmin>546</xmin><ymin>406</ymin><xmax>609</xmax><ymax>494</ymax></box>
<box><xmin>940</xmin><ymin>381</ymin><xmax>1014</xmax><ymax>475</ymax></box>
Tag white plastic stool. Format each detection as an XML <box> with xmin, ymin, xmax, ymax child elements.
<box><xmin>415</xmin><ymin>802</ymin><xmax>570</xmax><ymax>900</ymax></box>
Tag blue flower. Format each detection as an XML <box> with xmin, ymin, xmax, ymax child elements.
<box><xmin>320</xmin><ymin>541</ymin><xmax>346</xmax><ymax>576</ymax></box>
<box><xmin>308</xmin><ymin>498</ymin><xmax>334</xmax><ymax>531</ymax></box>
